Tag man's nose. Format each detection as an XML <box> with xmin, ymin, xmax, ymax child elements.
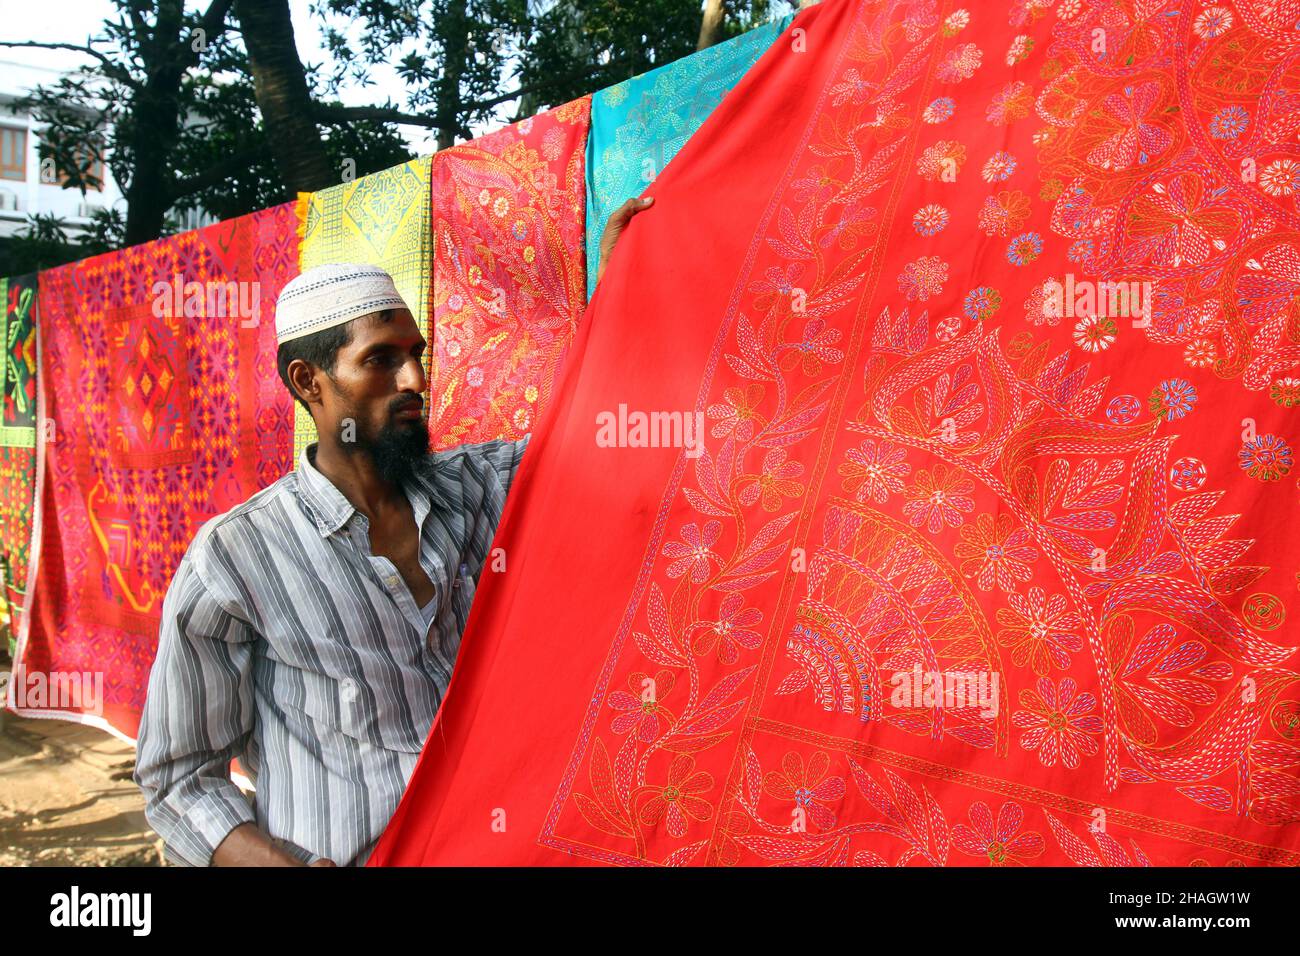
<box><xmin>397</xmin><ymin>354</ymin><xmax>427</xmax><ymax>395</ymax></box>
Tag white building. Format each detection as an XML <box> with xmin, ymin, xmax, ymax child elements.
<box><xmin>0</xmin><ymin>58</ymin><xmax>127</xmax><ymax>240</ymax></box>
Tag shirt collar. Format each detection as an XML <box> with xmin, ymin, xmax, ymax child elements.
<box><xmin>295</xmin><ymin>443</ymin><xmax>453</xmax><ymax>538</ymax></box>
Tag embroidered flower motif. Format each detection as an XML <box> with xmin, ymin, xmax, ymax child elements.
<box><xmin>1193</xmin><ymin>6</ymin><xmax>1233</xmax><ymax>38</ymax></box>
<box><xmin>1130</xmin><ymin>172</ymin><xmax>1234</xmax><ymax>267</ymax></box>
<box><xmin>1270</xmin><ymin>377</ymin><xmax>1300</xmax><ymax>407</ymax></box>
<box><xmin>751</xmin><ymin>262</ymin><xmax>806</xmax><ymax>314</ymax></box>
<box><xmin>1183</xmin><ymin>338</ymin><xmax>1216</xmax><ymax>368</ymax></box>
<box><xmin>1072</xmin><ymin>314</ymin><xmax>1117</xmax><ymax>352</ymax></box>
<box><xmin>1006</xmin><ymin>35</ymin><xmax>1034</xmax><ymax>65</ymax></box>
<box><xmin>1006</xmin><ymin>231</ymin><xmax>1043</xmax><ymax>265</ymax></box>
<box><xmin>1024</xmin><ymin>277</ymin><xmax>1063</xmax><ymax>327</ymax></box>
<box><xmin>1148</xmin><ymin>378</ymin><xmax>1198</xmax><ymax>421</ymax></box>
<box><xmin>740</xmin><ymin>448</ymin><xmax>804</xmax><ymax>512</ymax></box>
<box><xmin>954</xmin><ymin>513</ymin><xmax>1037</xmax><ymax>592</ymax></box>
<box><xmin>792</xmin><ymin>161</ymin><xmax>844</xmax><ymax>204</ymax></box>
<box><xmin>1014</xmin><ymin>677</ymin><xmax>1102</xmax><ymax>769</ymax></box>
<box><xmin>898</xmin><ymin>255</ymin><xmax>949</xmax><ymax>301</ymax></box>
<box><xmin>913</xmin><ymin>204</ymin><xmax>950</xmax><ymax>235</ymax></box>
<box><xmin>1169</xmin><ymin>456</ymin><xmax>1206</xmax><ymax>491</ymax></box>
<box><xmin>781</xmin><ymin>318</ymin><xmax>844</xmax><ymax>375</ymax></box>
<box><xmin>903</xmin><ymin>463</ymin><xmax>975</xmax><ymax>533</ymax></box>
<box><xmin>916</xmin><ymin>141</ymin><xmax>967</xmax><ymax>181</ymax></box>
<box><xmin>952</xmin><ymin>801</ymin><xmax>1045</xmax><ymax>866</ymax></box>
<box><xmin>937</xmin><ymin>42</ymin><xmax>982</xmax><ymax>82</ymax></box>
<box><xmin>1066</xmin><ymin>239</ymin><xmax>1094</xmax><ymax>263</ymax></box>
<box><xmin>838</xmin><ymin>438</ymin><xmax>910</xmax><ymax>504</ymax></box>
<box><xmin>820</xmin><ymin>202</ymin><xmax>876</xmax><ymax>249</ymax></box>
<box><xmin>1087</xmin><ymin>80</ymin><xmax>1173</xmax><ymax>170</ymax></box>
<box><xmin>942</xmin><ymin>9</ymin><xmax>970</xmax><ymax>35</ymax></box>
<box><xmin>923</xmin><ymin>97</ymin><xmax>956</xmax><ymax>124</ymax></box>
<box><xmin>964</xmin><ymin>285</ymin><xmax>1002</xmax><ymax>321</ymax></box>
<box><xmin>466</xmin><ymin>366</ymin><xmax>484</xmax><ymax>387</ymax></box>
<box><xmin>707</xmin><ymin>384</ymin><xmax>765</xmax><ymax>440</ymax></box>
<box><xmin>828</xmin><ymin>67</ymin><xmax>873</xmax><ymax>107</ymax></box>
<box><xmin>936</xmin><ymin>316</ymin><xmax>963</xmax><ymax>341</ymax></box>
<box><xmin>1208</xmin><ymin>105</ymin><xmax>1248</xmax><ymax>140</ymax></box>
<box><xmin>1260</xmin><ymin>159</ymin><xmax>1300</xmax><ymax>197</ymax></box>
<box><xmin>492</xmin><ymin>196</ymin><xmax>510</xmax><ymax>217</ymax></box>
<box><xmin>690</xmin><ymin>594</ymin><xmax>763</xmax><ymax>664</ymax></box>
<box><xmin>640</xmin><ymin>754</ymin><xmax>714</xmax><ymax>837</ymax></box>
<box><xmin>982</xmin><ymin>151</ymin><xmax>1017</xmax><ymax>183</ymax></box>
<box><xmin>997</xmin><ymin>587</ymin><xmax>1083</xmax><ymax>676</ymax></box>
<box><xmin>608</xmin><ymin>670</ymin><xmax>675</xmax><ymax>741</ymax></box>
<box><xmin>663</xmin><ymin>521</ymin><xmax>722</xmax><ymax>582</ymax></box>
<box><xmin>987</xmin><ymin>81</ymin><xmax>1032</xmax><ymax>125</ymax></box>
<box><xmin>1239</xmin><ymin>434</ymin><xmax>1293</xmax><ymax>481</ymax></box>
<box><xmin>978</xmin><ymin>190</ymin><xmax>1031</xmax><ymax>236</ymax></box>
<box><xmin>764</xmin><ymin>751</ymin><xmax>846</xmax><ymax>831</ymax></box>
<box><xmin>1106</xmin><ymin>394</ymin><xmax>1141</xmax><ymax>424</ymax></box>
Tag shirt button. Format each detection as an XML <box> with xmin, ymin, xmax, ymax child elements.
<box><xmin>386</xmin><ymin>575</ymin><xmax>399</xmax><ymax>588</ymax></box>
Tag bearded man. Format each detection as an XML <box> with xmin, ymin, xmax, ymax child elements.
<box><xmin>133</xmin><ymin>194</ymin><xmax>652</xmax><ymax>868</ymax></box>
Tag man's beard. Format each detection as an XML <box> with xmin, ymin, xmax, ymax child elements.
<box><xmin>355</xmin><ymin>397</ymin><xmax>430</xmax><ymax>487</ymax></box>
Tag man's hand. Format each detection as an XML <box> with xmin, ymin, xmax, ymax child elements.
<box><xmin>211</xmin><ymin>822</ymin><xmax>334</xmax><ymax>866</ymax></box>
<box><xmin>596</xmin><ymin>196</ymin><xmax>655</xmax><ymax>285</ymax></box>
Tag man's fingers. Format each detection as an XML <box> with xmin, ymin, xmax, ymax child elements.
<box><xmin>606</xmin><ymin>196</ymin><xmax>655</xmax><ymax>229</ymax></box>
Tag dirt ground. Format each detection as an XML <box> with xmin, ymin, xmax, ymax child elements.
<box><xmin>0</xmin><ymin>711</ymin><xmax>163</xmax><ymax>866</ymax></box>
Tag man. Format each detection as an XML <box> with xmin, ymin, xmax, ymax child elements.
<box><xmin>135</xmin><ymin>196</ymin><xmax>652</xmax><ymax>866</ymax></box>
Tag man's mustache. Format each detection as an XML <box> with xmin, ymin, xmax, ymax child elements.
<box><xmin>391</xmin><ymin>397</ymin><xmax>424</xmax><ymax>415</ymax></box>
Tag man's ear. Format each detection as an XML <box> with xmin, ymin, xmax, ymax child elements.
<box><xmin>287</xmin><ymin>358</ymin><xmax>322</xmax><ymax>408</ymax></box>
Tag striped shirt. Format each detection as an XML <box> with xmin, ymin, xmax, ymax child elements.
<box><xmin>134</xmin><ymin>435</ymin><xmax>530</xmax><ymax>867</ymax></box>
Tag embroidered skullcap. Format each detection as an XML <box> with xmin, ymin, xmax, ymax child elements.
<box><xmin>275</xmin><ymin>263</ymin><xmax>409</xmax><ymax>344</ymax></box>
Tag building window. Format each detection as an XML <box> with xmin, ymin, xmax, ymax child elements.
<box><xmin>0</xmin><ymin>127</ymin><xmax>25</xmax><ymax>182</ymax></box>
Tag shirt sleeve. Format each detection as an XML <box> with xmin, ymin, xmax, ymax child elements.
<box><xmin>133</xmin><ymin>541</ymin><xmax>258</xmax><ymax>867</ymax></box>
<box><xmin>458</xmin><ymin>434</ymin><xmax>530</xmax><ymax>585</ymax></box>
<box><xmin>486</xmin><ymin>433</ymin><xmax>530</xmax><ymax>494</ymax></box>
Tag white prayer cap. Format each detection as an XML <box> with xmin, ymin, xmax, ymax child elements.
<box><xmin>275</xmin><ymin>263</ymin><xmax>410</xmax><ymax>344</ymax></box>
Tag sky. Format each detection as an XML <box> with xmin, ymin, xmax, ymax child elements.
<box><xmin>0</xmin><ymin>0</ymin><xmax>457</xmax><ymax>153</ymax></box>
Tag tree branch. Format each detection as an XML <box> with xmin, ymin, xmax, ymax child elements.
<box><xmin>168</xmin><ymin>141</ymin><xmax>264</xmax><ymax>201</ymax></box>
<box><xmin>313</xmin><ymin>53</ymin><xmax>641</xmax><ymax>133</ymax></box>
<box><xmin>0</xmin><ymin>41</ymin><xmax>142</xmax><ymax>91</ymax></box>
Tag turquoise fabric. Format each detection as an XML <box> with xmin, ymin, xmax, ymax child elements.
<box><xmin>585</xmin><ymin>15</ymin><xmax>794</xmax><ymax>298</ymax></box>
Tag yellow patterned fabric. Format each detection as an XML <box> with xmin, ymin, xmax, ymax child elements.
<box><xmin>294</xmin><ymin>157</ymin><xmax>432</xmax><ymax>461</ymax></box>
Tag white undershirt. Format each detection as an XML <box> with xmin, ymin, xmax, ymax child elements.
<box><xmin>419</xmin><ymin>595</ymin><xmax>437</xmax><ymax>629</ymax></box>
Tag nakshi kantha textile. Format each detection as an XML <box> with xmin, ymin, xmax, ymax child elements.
<box><xmin>429</xmin><ymin>97</ymin><xmax>591</xmax><ymax>449</ymax></box>
<box><xmin>584</xmin><ymin>14</ymin><xmax>792</xmax><ymax>300</ymax></box>
<box><xmin>371</xmin><ymin>0</ymin><xmax>1300</xmax><ymax>867</ymax></box>
<box><xmin>0</xmin><ymin>273</ymin><xmax>37</xmax><ymax>653</ymax></box>
<box><xmin>295</xmin><ymin>157</ymin><xmax>432</xmax><ymax>460</ymax></box>
<box><xmin>13</xmin><ymin>204</ymin><xmax>298</xmax><ymax>739</ymax></box>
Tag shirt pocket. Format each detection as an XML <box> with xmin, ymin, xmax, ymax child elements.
<box><xmin>270</xmin><ymin>665</ymin><xmax>423</xmax><ymax>754</ymax></box>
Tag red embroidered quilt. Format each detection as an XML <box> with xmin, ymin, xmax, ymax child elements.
<box><xmin>14</xmin><ymin>204</ymin><xmax>298</xmax><ymax>739</ymax></box>
<box><xmin>372</xmin><ymin>0</ymin><xmax>1300</xmax><ymax>866</ymax></box>
<box><xmin>428</xmin><ymin>97</ymin><xmax>592</xmax><ymax>449</ymax></box>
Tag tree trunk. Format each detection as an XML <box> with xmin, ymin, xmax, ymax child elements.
<box><xmin>234</xmin><ymin>0</ymin><xmax>334</xmax><ymax>194</ymax></box>
<box><xmin>435</xmin><ymin>0</ymin><xmax>470</xmax><ymax>150</ymax></box>
<box><xmin>696</xmin><ymin>0</ymin><xmax>726</xmax><ymax>50</ymax></box>
<box><xmin>123</xmin><ymin>0</ymin><xmax>188</xmax><ymax>245</ymax></box>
